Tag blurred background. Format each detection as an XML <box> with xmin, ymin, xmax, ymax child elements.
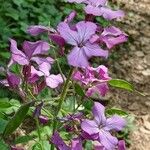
<box><xmin>0</xmin><ymin>0</ymin><xmax>149</xmax><ymax>149</ymax></box>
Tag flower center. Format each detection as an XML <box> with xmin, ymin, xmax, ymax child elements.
<box><xmin>78</xmin><ymin>42</ymin><xmax>85</xmax><ymax>48</ymax></box>
<box><xmin>98</xmin><ymin>124</ymin><xmax>104</xmax><ymax>129</ymax></box>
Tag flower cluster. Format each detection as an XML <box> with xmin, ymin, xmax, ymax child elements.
<box><xmin>68</xmin><ymin>0</ymin><xmax>124</xmax><ymax>20</ymax></box>
<box><xmin>0</xmin><ymin>38</ymin><xmax>64</xmax><ymax>98</ymax></box>
<box><xmin>51</xmin><ymin>102</ymin><xmax>126</xmax><ymax>150</ymax></box>
<box><xmin>73</xmin><ymin>65</ymin><xmax>111</xmax><ymax>97</ymax></box>
<box><xmin>0</xmin><ymin>0</ymin><xmax>129</xmax><ymax>149</ymax></box>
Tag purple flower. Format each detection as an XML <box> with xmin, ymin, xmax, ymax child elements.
<box><xmin>67</xmin><ymin>0</ymin><xmax>124</xmax><ymax>20</ymax></box>
<box><xmin>9</xmin><ymin>39</ymin><xmax>52</xmax><ymax>67</ymax></box>
<box><xmin>30</xmin><ymin>66</ymin><xmax>64</xmax><ymax>89</ymax></box>
<box><xmin>45</xmin><ymin>74</ymin><xmax>64</xmax><ymax>88</ymax></box>
<box><xmin>73</xmin><ymin>65</ymin><xmax>111</xmax><ymax>97</ymax></box>
<box><xmin>118</xmin><ymin>140</ymin><xmax>126</xmax><ymax>150</ymax></box>
<box><xmin>51</xmin><ymin>132</ymin><xmax>82</xmax><ymax>150</ymax></box>
<box><xmin>33</xmin><ymin>102</ymin><xmax>43</xmax><ymax>118</ymax></box>
<box><xmin>7</xmin><ymin>73</ymin><xmax>21</xmax><ymax>88</ymax></box>
<box><xmin>68</xmin><ymin>0</ymin><xmax>86</xmax><ymax>3</ymax></box>
<box><xmin>27</xmin><ymin>25</ymin><xmax>56</xmax><ymax>36</ymax></box>
<box><xmin>49</xmin><ymin>34</ymin><xmax>65</xmax><ymax>47</ymax></box>
<box><xmin>57</xmin><ymin>21</ymin><xmax>108</xmax><ymax>67</ymax></box>
<box><xmin>81</xmin><ymin>102</ymin><xmax>126</xmax><ymax>150</ymax></box>
<box><xmin>61</xmin><ymin>112</ymin><xmax>83</xmax><ymax>122</ymax></box>
<box><xmin>9</xmin><ymin>39</ymin><xmax>55</xmax><ymax>80</ymax></box>
<box><xmin>51</xmin><ymin>132</ymin><xmax>71</xmax><ymax>150</ymax></box>
<box><xmin>94</xmin><ymin>140</ymin><xmax>126</xmax><ymax>150</ymax></box>
<box><xmin>11</xmin><ymin>146</ymin><xmax>24</xmax><ymax>150</ymax></box>
<box><xmin>100</xmin><ymin>26</ymin><xmax>128</xmax><ymax>49</ymax></box>
<box><xmin>90</xmin><ymin>26</ymin><xmax>128</xmax><ymax>49</ymax></box>
<box><xmin>39</xmin><ymin>115</ymin><xmax>49</xmax><ymax>125</ymax></box>
<box><xmin>27</xmin><ymin>25</ymin><xmax>65</xmax><ymax>47</ymax></box>
<box><xmin>64</xmin><ymin>11</ymin><xmax>77</xmax><ymax>23</ymax></box>
<box><xmin>71</xmin><ymin>138</ymin><xmax>82</xmax><ymax>150</ymax></box>
<box><xmin>32</xmin><ymin>81</ymin><xmax>46</xmax><ymax>95</ymax></box>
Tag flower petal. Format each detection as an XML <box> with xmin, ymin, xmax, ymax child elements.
<box><xmin>7</xmin><ymin>73</ymin><xmax>21</xmax><ymax>88</ymax></box>
<box><xmin>81</xmin><ymin>119</ymin><xmax>99</xmax><ymax>135</ymax></box>
<box><xmin>92</xmin><ymin>65</ymin><xmax>111</xmax><ymax>80</ymax></box>
<box><xmin>67</xmin><ymin>0</ymin><xmax>86</xmax><ymax>3</ymax></box>
<box><xmin>30</xmin><ymin>66</ymin><xmax>44</xmax><ymax>77</ymax></box>
<box><xmin>27</xmin><ymin>25</ymin><xmax>56</xmax><ymax>36</ymax></box>
<box><xmin>86</xmin><ymin>83</ymin><xmax>109</xmax><ymax>97</ymax></box>
<box><xmin>98</xmin><ymin>130</ymin><xmax>118</xmax><ymax>150</ymax></box>
<box><xmin>88</xmin><ymin>0</ymin><xmax>107</xmax><ymax>6</ymax></box>
<box><xmin>31</xmin><ymin>57</ymin><xmax>54</xmax><ymax>76</ymax></box>
<box><xmin>67</xmin><ymin>47</ymin><xmax>89</xmax><ymax>67</ymax></box>
<box><xmin>22</xmin><ymin>40</ymin><xmax>50</xmax><ymax>58</ymax></box>
<box><xmin>46</xmin><ymin>74</ymin><xmax>63</xmax><ymax>88</ymax></box>
<box><xmin>49</xmin><ymin>34</ymin><xmax>65</xmax><ymax>47</ymax></box>
<box><xmin>118</xmin><ymin>140</ymin><xmax>126</xmax><ymax>150</ymax></box>
<box><xmin>39</xmin><ymin>115</ymin><xmax>49</xmax><ymax>124</ymax></box>
<box><xmin>96</xmin><ymin>83</ymin><xmax>109</xmax><ymax>96</ymax></box>
<box><xmin>57</xmin><ymin>22</ymin><xmax>78</xmax><ymax>46</ymax></box>
<box><xmin>10</xmin><ymin>39</ymin><xmax>29</xmax><ymax>65</ymax></box>
<box><xmin>76</xmin><ymin>21</ymin><xmax>97</xmax><ymax>43</ymax></box>
<box><xmin>105</xmin><ymin>115</ymin><xmax>126</xmax><ymax>131</ymax></box>
<box><xmin>64</xmin><ymin>11</ymin><xmax>76</xmax><ymax>23</ymax></box>
<box><xmin>72</xmin><ymin>71</ymin><xmax>83</xmax><ymax>81</ymax></box>
<box><xmin>84</xmin><ymin>42</ymin><xmax>108</xmax><ymax>58</ymax></box>
<box><xmin>94</xmin><ymin>143</ymin><xmax>105</xmax><ymax>150</ymax></box>
<box><xmin>101</xmin><ymin>26</ymin><xmax>126</xmax><ymax>37</ymax></box>
<box><xmin>100</xmin><ymin>7</ymin><xmax>124</xmax><ymax>20</ymax></box>
<box><xmin>92</xmin><ymin>102</ymin><xmax>106</xmax><ymax>125</ymax></box>
<box><xmin>102</xmin><ymin>35</ymin><xmax>128</xmax><ymax>49</ymax></box>
<box><xmin>51</xmin><ymin>132</ymin><xmax>71</xmax><ymax>150</ymax></box>
<box><xmin>85</xmin><ymin>5</ymin><xmax>103</xmax><ymax>16</ymax></box>
<box><xmin>71</xmin><ymin>138</ymin><xmax>82</xmax><ymax>150</ymax></box>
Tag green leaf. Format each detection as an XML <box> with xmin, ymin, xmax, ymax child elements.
<box><xmin>0</xmin><ymin>140</ymin><xmax>9</xmax><ymax>150</ymax></box>
<box><xmin>106</xmin><ymin>108</ymin><xmax>128</xmax><ymax>116</ymax></box>
<box><xmin>12</xmin><ymin>0</ymin><xmax>24</xmax><ymax>7</ymax></box>
<box><xmin>14</xmin><ymin>135</ymin><xmax>36</xmax><ymax>144</ymax></box>
<box><xmin>0</xmin><ymin>119</ymin><xmax>8</xmax><ymax>134</ymax></box>
<box><xmin>3</xmin><ymin>102</ymin><xmax>33</xmax><ymax>137</ymax></box>
<box><xmin>0</xmin><ymin>52</ymin><xmax>10</xmax><ymax>59</ymax></box>
<box><xmin>0</xmin><ymin>98</ymin><xmax>12</xmax><ymax>108</ymax></box>
<box><xmin>32</xmin><ymin>141</ymin><xmax>51</xmax><ymax>150</ymax></box>
<box><xmin>109</xmin><ymin>79</ymin><xmax>134</xmax><ymax>91</ymax></box>
<box><xmin>85</xmin><ymin>140</ymin><xmax>93</xmax><ymax>150</ymax></box>
<box><xmin>0</xmin><ymin>112</ymin><xmax>7</xmax><ymax>120</ymax></box>
<box><xmin>83</xmin><ymin>100</ymin><xmax>93</xmax><ymax>111</ymax></box>
<box><xmin>74</xmin><ymin>83</ymin><xmax>85</xmax><ymax>97</ymax></box>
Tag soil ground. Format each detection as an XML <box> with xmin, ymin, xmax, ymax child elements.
<box><xmin>108</xmin><ymin>0</ymin><xmax>150</xmax><ymax>149</ymax></box>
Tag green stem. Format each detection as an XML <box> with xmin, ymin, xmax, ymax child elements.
<box><xmin>35</xmin><ymin>118</ymin><xmax>42</xmax><ymax>141</ymax></box>
<box><xmin>52</xmin><ymin>48</ymin><xmax>65</xmax><ymax>82</ymax></box>
<box><xmin>35</xmin><ymin>118</ymin><xmax>44</xmax><ymax>150</ymax></box>
<box><xmin>51</xmin><ymin>68</ymin><xmax>74</xmax><ymax>150</ymax></box>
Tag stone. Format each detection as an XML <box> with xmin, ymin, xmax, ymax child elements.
<box><xmin>128</xmin><ymin>102</ymin><xmax>139</xmax><ymax>111</ymax></box>
<box><xmin>144</xmin><ymin>121</ymin><xmax>150</xmax><ymax>131</ymax></box>
<box><xmin>142</xmin><ymin>69</ymin><xmax>150</xmax><ymax>76</ymax></box>
<box><xmin>135</xmin><ymin>51</ymin><xmax>144</xmax><ymax>57</ymax></box>
<box><xmin>144</xmin><ymin>55</ymin><xmax>150</xmax><ymax>66</ymax></box>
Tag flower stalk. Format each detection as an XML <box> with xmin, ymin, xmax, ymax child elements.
<box><xmin>51</xmin><ymin>67</ymin><xmax>74</xmax><ymax>150</ymax></box>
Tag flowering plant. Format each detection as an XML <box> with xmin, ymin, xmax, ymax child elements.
<box><xmin>0</xmin><ymin>0</ymin><xmax>139</xmax><ymax>150</ymax></box>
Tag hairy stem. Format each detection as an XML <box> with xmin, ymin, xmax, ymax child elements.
<box><xmin>51</xmin><ymin>68</ymin><xmax>74</xmax><ymax>150</ymax></box>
